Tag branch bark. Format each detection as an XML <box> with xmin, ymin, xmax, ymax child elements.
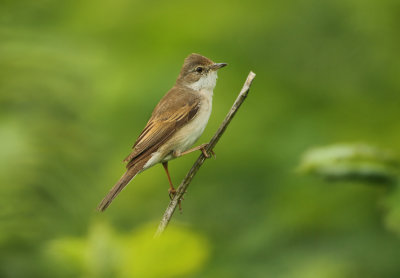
<box><xmin>155</xmin><ymin>71</ymin><xmax>256</xmax><ymax>237</ymax></box>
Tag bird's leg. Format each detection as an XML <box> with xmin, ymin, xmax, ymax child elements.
<box><xmin>162</xmin><ymin>162</ymin><xmax>176</xmax><ymax>198</ymax></box>
<box><xmin>175</xmin><ymin>143</ymin><xmax>215</xmax><ymax>158</ymax></box>
<box><xmin>162</xmin><ymin>162</ymin><xmax>183</xmax><ymax>211</ymax></box>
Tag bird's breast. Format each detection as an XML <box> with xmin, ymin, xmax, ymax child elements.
<box><xmin>166</xmin><ymin>90</ymin><xmax>213</xmax><ymax>157</ymax></box>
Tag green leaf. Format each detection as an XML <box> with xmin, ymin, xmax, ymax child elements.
<box><xmin>298</xmin><ymin>143</ymin><xmax>400</xmax><ymax>183</ymax></box>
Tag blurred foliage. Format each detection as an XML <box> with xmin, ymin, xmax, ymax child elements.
<box><xmin>299</xmin><ymin>143</ymin><xmax>400</xmax><ymax>245</ymax></box>
<box><xmin>1</xmin><ymin>0</ymin><xmax>400</xmax><ymax>277</ymax></box>
<box><xmin>45</xmin><ymin>221</ymin><xmax>209</xmax><ymax>278</ymax></box>
<box><xmin>298</xmin><ymin>143</ymin><xmax>400</xmax><ymax>183</ymax></box>
<box><xmin>383</xmin><ymin>186</ymin><xmax>400</xmax><ymax>236</ymax></box>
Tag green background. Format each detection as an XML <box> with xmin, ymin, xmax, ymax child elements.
<box><xmin>1</xmin><ymin>0</ymin><xmax>400</xmax><ymax>277</ymax></box>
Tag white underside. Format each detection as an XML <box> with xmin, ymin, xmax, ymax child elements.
<box><xmin>143</xmin><ymin>72</ymin><xmax>217</xmax><ymax>169</ymax></box>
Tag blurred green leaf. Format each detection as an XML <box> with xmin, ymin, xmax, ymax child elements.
<box><xmin>45</xmin><ymin>221</ymin><xmax>209</xmax><ymax>278</ymax></box>
<box><xmin>298</xmin><ymin>143</ymin><xmax>400</xmax><ymax>183</ymax></box>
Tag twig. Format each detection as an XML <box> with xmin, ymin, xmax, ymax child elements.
<box><xmin>155</xmin><ymin>71</ymin><xmax>256</xmax><ymax>237</ymax></box>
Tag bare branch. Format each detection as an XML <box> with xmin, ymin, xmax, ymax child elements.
<box><xmin>155</xmin><ymin>71</ymin><xmax>256</xmax><ymax>237</ymax></box>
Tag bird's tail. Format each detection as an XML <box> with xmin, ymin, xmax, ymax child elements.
<box><xmin>97</xmin><ymin>161</ymin><xmax>145</xmax><ymax>212</ymax></box>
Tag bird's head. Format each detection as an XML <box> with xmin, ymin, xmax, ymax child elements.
<box><xmin>176</xmin><ymin>53</ymin><xmax>227</xmax><ymax>91</ymax></box>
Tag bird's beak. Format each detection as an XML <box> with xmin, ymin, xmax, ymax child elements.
<box><xmin>211</xmin><ymin>63</ymin><xmax>228</xmax><ymax>71</ymax></box>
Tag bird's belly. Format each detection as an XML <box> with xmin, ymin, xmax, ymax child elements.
<box><xmin>176</xmin><ymin>102</ymin><xmax>211</xmax><ymax>151</ymax></box>
<box><xmin>163</xmin><ymin>96</ymin><xmax>212</xmax><ymax>161</ymax></box>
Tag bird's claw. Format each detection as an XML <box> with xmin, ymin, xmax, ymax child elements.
<box><xmin>168</xmin><ymin>188</ymin><xmax>186</xmax><ymax>212</ymax></box>
<box><xmin>210</xmin><ymin>149</ymin><xmax>216</xmax><ymax>159</ymax></box>
<box><xmin>168</xmin><ymin>188</ymin><xmax>176</xmax><ymax>200</ymax></box>
<box><xmin>201</xmin><ymin>145</ymin><xmax>216</xmax><ymax>159</ymax></box>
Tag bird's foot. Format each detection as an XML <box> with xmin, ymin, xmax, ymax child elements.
<box><xmin>168</xmin><ymin>187</ymin><xmax>176</xmax><ymax>200</ymax></box>
<box><xmin>175</xmin><ymin>143</ymin><xmax>216</xmax><ymax>159</ymax></box>
<box><xmin>168</xmin><ymin>188</ymin><xmax>185</xmax><ymax>212</ymax></box>
<box><xmin>200</xmin><ymin>144</ymin><xmax>216</xmax><ymax>159</ymax></box>
<box><xmin>178</xmin><ymin>198</ymin><xmax>183</xmax><ymax>213</ymax></box>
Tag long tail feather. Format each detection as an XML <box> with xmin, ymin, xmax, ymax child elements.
<box><xmin>97</xmin><ymin>160</ymin><xmax>147</xmax><ymax>212</ymax></box>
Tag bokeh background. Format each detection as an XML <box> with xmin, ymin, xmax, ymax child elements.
<box><xmin>1</xmin><ymin>0</ymin><xmax>400</xmax><ymax>277</ymax></box>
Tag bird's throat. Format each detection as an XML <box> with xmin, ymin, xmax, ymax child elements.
<box><xmin>187</xmin><ymin>71</ymin><xmax>218</xmax><ymax>92</ymax></box>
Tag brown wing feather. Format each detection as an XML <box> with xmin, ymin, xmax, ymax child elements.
<box><xmin>123</xmin><ymin>86</ymin><xmax>200</xmax><ymax>168</ymax></box>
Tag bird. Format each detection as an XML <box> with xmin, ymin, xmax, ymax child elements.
<box><xmin>97</xmin><ymin>53</ymin><xmax>227</xmax><ymax>211</ymax></box>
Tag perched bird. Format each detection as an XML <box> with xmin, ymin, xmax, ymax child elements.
<box><xmin>97</xmin><ymin>53</ymin><xmax>227</xmax><ymax>211</ymax></box>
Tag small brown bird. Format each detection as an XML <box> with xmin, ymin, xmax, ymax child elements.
<box><xmin>97</xmin><ymin>53</ymin><xmax>227</xmax><ymax>211</ymax></box>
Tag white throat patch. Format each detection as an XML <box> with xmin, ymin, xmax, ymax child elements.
<box><xmin>187</xmin><ymin>71</ymin><xmax>218</xmax><ymax>92</ymax></box>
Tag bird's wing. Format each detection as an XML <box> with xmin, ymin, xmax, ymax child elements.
<box><xmin>123</xmin><ymin>87</ymin><xmax>200</xmax><ymax>167</ymax></box>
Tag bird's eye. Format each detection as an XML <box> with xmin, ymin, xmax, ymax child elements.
<box><xmin>195</xmin><ymin>66</ymin><xmax>203</xmax><ymax>73</ymax></box>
